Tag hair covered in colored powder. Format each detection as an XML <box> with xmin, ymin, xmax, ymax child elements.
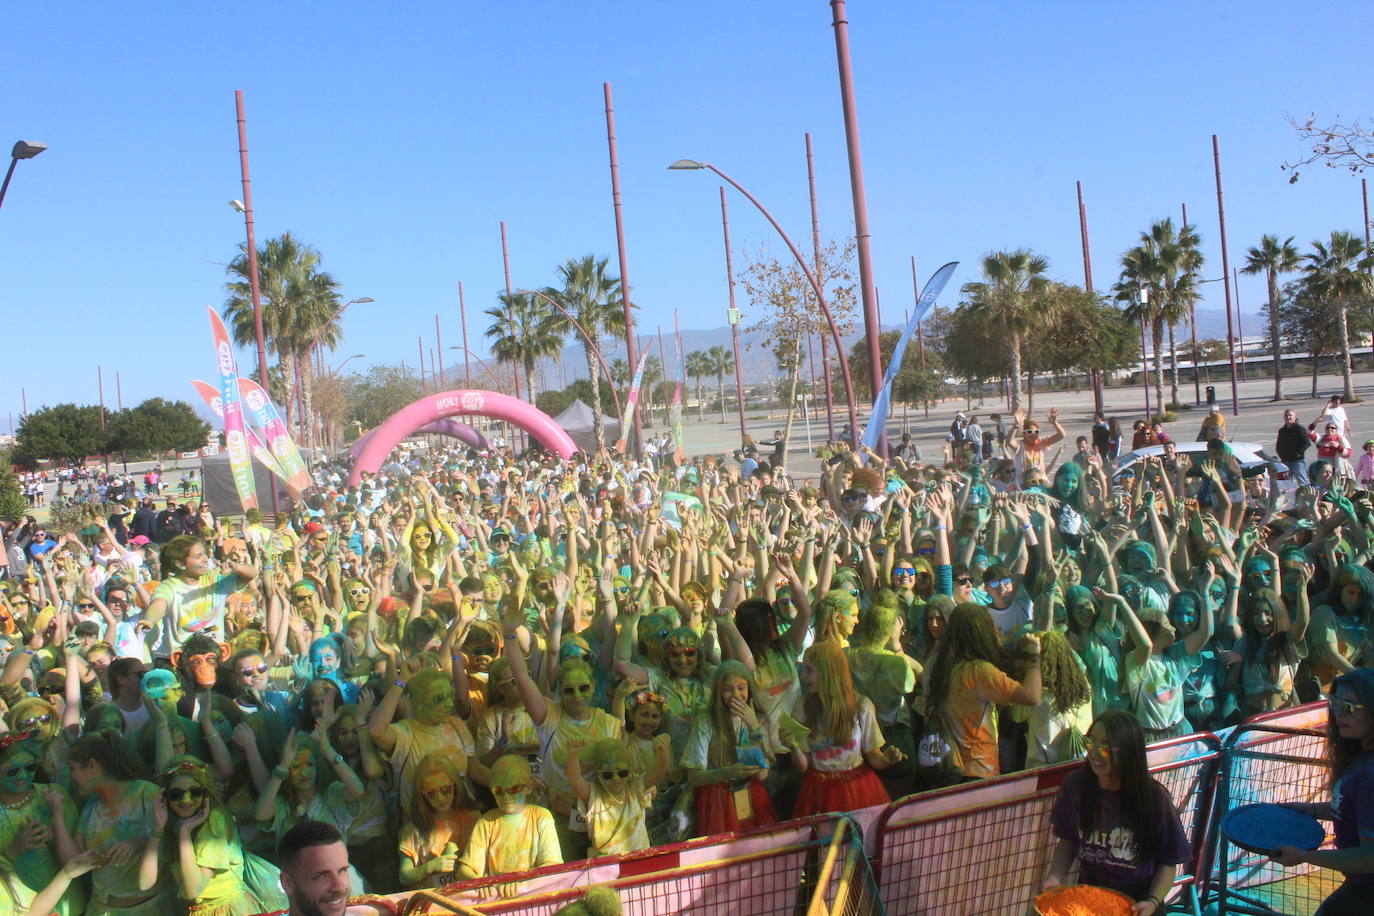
<box><xmin>1036</xmin><ymin>884</ymin><xmax>1134</xmax><ymax>916</ymax></box>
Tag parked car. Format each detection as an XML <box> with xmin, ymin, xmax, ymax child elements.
<box><xmin>1112</xmin><ymin>440</ymin><xmax>1298</xmax><ymax>505</ymax></box>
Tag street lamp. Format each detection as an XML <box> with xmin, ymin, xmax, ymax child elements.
<box><xmin>514</xmin><ymin>288</ymin><xmax>624</xmax><ymax>419</ymax></box>
<box><xmin>329</xmin><ymin>354</ymin><xmax>365</xmax><ymax>377</ymax></box>
<box><xmin>0</xmin><ymin>141</ymin><xmax>48</xmax><ymax>210</ymax></box>
<box><xmin>669</xmin><ymin>159</ymin><xmax>860</xmax><ymax>445</ymax></box>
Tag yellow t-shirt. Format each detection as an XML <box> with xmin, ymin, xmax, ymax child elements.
<box><xmin>578</xmin><ymin>778</ymin><xmax>653</xmax><ymax>856</ymax></box>
<box><xmin>458</xmin><ymin>806</ymin><xmax>562</xmax><ymax>878</ymax></box>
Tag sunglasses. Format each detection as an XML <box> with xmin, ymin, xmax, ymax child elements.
<box><xmin>988</xmin><ymin>577</ymin><xmax>1014</xmax><ymax>590</ymax></box>
<box><xmin>1328</xmin><ymin>696</ymin><xmax>1365</xmax><ymax>717</ymax></box>
<box><xmin>562</xmin><ymin>683</ymin><xmax>593</xmax><ymax>696</ymax></box>
<box><xmin>916</xmin><ymin>545</ymin><xmax>936</xmax><ymax>556</ymax></box>
<box><xmin>347</xmin><ymin>587</ymin><xmax>370</xmax><ymax>597</ymax></box>
<box><xmin>668</xmin><ymin>646</ymin><xmax>698</xmax><ymax>659</ymax></box>
<box><xmin>893</xmin><ymin>567</ymin><xmax>916</xmax><ymax>577</ymax></box>
<box><xmin>847</xmin><ymin>588</ymin><xmax>861</xmax><ymax>598</ymax></box>
<box><xmin>75</xmin><ymin>602</ymin><xmax>96</xmax><ymax>610</ymax></box>
<box><xmin>600</xmin><ymin>769</ymin><xmax>631</xmax><ymax>780</ymax></box>
<box><xmin>291</xmin><ymin>593</ymin><xmax>313</xmax><ymax>602</ymax></box>
<box><xmin>1083</xmin><ymin>738</ymin><xmax>1117</xmax><ymax>760</ymax></box>
<box><xmin>492</xmin><ymin>783</ymin><xmax>528</xmax><ymax>797</ymax></box>
<box><xmin>955</xmin><ymin>576</ymin><xmax>973</xmax><ymax>586</ymax></box>
<box><xmin>16</xmin><ymin>714</ymin><xmax>52</xmax><ymax>729</ymax></box>
<box><xmin>240</xmin><ymin>663</ymin><xmax>269</xmax><ymax>677</ymax></box>
<box><xmin>0</xmin><ymin>763</ymin><xmax>36</xmax><ymax>779</ymax></box>
<box><xmin>615</xmin><ymin>586</ymin><xmax>630</xmax><ymax>595</ymax></box>
<box><xmin>164</xmin><ymin>786</ymin><xmax>208</xmax><ymax>804</ymax></box>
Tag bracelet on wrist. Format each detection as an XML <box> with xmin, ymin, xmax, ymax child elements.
<box><xmin>393</xmin><ymin>678</ymin><xmax>408</xmax><ymax>690</ymax></box>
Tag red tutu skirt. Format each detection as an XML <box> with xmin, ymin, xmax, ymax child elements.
<box><xmin>793</xmin><ymin>764</ymin><xmax>890</xmax><ymax>817</ymax></box>
<box><xmin>694</xmin><ymin>779</ymin><xmax>777</xmax><ymax>836</ymax></box>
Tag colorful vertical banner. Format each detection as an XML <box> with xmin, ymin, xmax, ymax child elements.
<box><xmin>206</xmin><ymin>307</ymin><xmax>258</xmax><ymax>511</ymax></box>
<box><xmin>238</xmin><ymin>378</ymin><xmax>314</xmax><ymax>492</ymax></box>
<box><xmin>613</xmin><ymin>351</ymin><xmax>649</xmax><ymax>453</ymax></box>
<box><xmin>190</xmin><ymin>379</ymin><xmax>289</xmax><ymax>482</ymax></box>
<box><xmin>862</xmin><ymin>261</ymin><xmax>959</xmax><ymax>452</ymax></box>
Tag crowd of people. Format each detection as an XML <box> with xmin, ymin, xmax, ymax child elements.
<box><xmin>0</xmin><ymin>395</ymin><xmax>1372</xmax><ymax>916</ymax></box>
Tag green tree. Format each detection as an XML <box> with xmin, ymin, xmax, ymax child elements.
<box><xmin>1114</xmin><ymin>219</ymin><xmax>1203</xmax><ymax>410</ymax></box>
<box><xmin>485</xmin><ymin>291</ymin><xmax>564</xmax><ymax>406</ymax></box>
<box><xmin>223</xmin><ymin>232</ymin><xmax>341</xmax><ymax>448</ymax></box>
<box><xmin>1242</xmin><ymin>234</ymin><xmax>1303</xmax><ymax>400</ymax></box>
<box><xmin>535</xmin><ymin>377</ymin><xmax>596</xmax><ymax>418</ymax></box>
<box><xmin>108</xmin><ymin>399</ymin><xmax>210</xmax><ymax>458</ymax></box>
<box><xmin>344</xmin><ymin>364</ymin><xmax>423</xmax><ymax>430</ymax></box>
<box><xmin>1023</xmin><ymin>285</ymin><xmax>1137</xmax><ymax>400</ymax></box>
<box><xmin>941</xmin><ymin>303</ymin><xmax>1007</xmax><ymax>402</ymax></box>
<box><xmin>546</xmin><ymin>256</ymin><xmax>630</xmax><ymax>453</ymax></box>
<box><xmin>702</xmin><ymin>345</ymin><xmax>734</xmax><ymax>423</ymax></box>
<box><xmin>960</xmin><ymin>249</ymin><xmax>1053</xmax><ymax>412</ymax></box>
<box><xmin>1301</xmin><ymin>230</ymin><xmax>1374</xmax><ymax>399</ymax></box>
<box><xmin>745</xmin><ymin>239</ymin><xmax>857</xmax><ymax>458</ymax></box>
<box><xmin>0</xmin><ymin>453</ymin><xmax>27</xmax><ymax>518</ymax></box>
<box><xmin>15</xmin><ymin>404</ymin><xmax>108</xmax><ymax>465</ymax></box>
<box><xmin>1277</xmin><ymin>279</ymin><xmax>1372</xmax><ymax>397</ymax></box>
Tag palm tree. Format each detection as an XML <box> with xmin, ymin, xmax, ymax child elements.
<box><xmin>1302</xmin><ymin>231</ymin><xmax>1374</xmax><ymax>400</ymax></box>
<box><xmin>686</xmin><ymin>350</ymin><xmax>711</xmax><ymax>420</ymax></box>
<box><xmin>703</xmin><ymin>345</ymin><xmax>734</xmax><ymax>422</ymax></box>
<box><xmin>547</xmin><ymin>256</ymin><xmax>629</xmax><ymax>452</ymax></box>
<box><xmin>224</xmin><ymin>232</ymin><xmax>340</xmax><ymax>446</ymax></box>
<box><xmin>961</xmin><ymin>249</ymin><xmax>1052</xmax><ymax>412</ymax></box>
<box><xmin>1242</xmin><ymin>235</ymin><xmax>1302</xmax><ymax>400</ymax></box>
<box><xmin>1114</xmin><ymin>219</ymin><xmax>1202</xmax><ymax>413</ymax></box>
<box><xmin>484</xmin><ymin>291</ymin><xmax>563</xmax><ymax>405</ymax></box>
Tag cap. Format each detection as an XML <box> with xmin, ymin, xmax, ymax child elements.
<box><xmin>129</xmin><ymin>535</ymin><xmax>151</xmax><ymax>546</ymax></box>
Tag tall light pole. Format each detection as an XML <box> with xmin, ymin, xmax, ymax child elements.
<box><xmin>718</xmin><ymin>188</ymin><xmax>748</xmax><ymax>445</ymax></box>
<box><xmin>670</xmin><ymin>159</ymin><xmax>860</xmax><ymax>445</ymax></box>
<box><xmin>458</xmin><ymin>281</ymin><xmax>472</xmax><ymax>388</ymax></box>
<box><xmin>806</xmin><ymin>133</ymin><xmax>837</xmax><ymax>442</ymax></box>
<box><xmin>1212</xmin><ymin>134</ymin><xmax>1241</xmax><ymax>414</ymax></box>
<box><xmin>1076</xmin><ymin>180</ymin><xmax>1104</xmax><ymax>412</ymax></box>
<box><xmin>232</xmin><ymin>91</ymin><xmax>271</xmax><ymax>403</ymax></box>
<box><xmin>828</xmin><ymin>1</ymin><xmax>884</xmax><ymax>444</ymax></box>
<box><xmin>0</xmin><ymin>141</ymin><xmax>48</xmax><ymax>210</ymax></box>
<box><xmin>603</xmin><ymin>83</ymin><xmax>641</xmax><ymax>456</ymax></box>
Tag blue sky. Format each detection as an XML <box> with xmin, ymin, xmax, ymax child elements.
<box><xmin>3</xmin><ymin>1</ymin><xmax>1371</xmax><ymax>426</ymax></box>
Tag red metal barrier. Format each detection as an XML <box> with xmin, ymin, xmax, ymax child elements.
<box><xmin>871</xmin><ymin>733</ymin><xmax>1221</xmax><ymax>916</ymax></box>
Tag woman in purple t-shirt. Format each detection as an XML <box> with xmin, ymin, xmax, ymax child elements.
<box><xmin>1273</xmin><ymin>668</ymin><xmax>1374</xmax><ymax>915</ymax></box>
<box><xmin>1042</xmin><ymin>711</ymin><xmax>1191</xmax><ymax>914</ymax></box>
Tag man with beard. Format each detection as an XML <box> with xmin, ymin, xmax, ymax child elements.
<box><xmin>278</xmin><ymin>821</ymin><xmax>353</xmax><ymax>916</ymax></box>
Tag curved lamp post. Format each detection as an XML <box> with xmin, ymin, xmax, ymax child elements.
<box><xmin>669</xmin><ymin>159</ymin><xmax>859</xmax><ymax>445</ymax></box>
<box><xmin>328</xmin><ymin>354</ymin><xmax>365</xmax><ymax>377</ymax></box>
<box><xmin>515</xmin><ymin>288</ymin><xmax>625</xmax><ymax>419</ymax></box>
<box><xmin>448</xmin><ymin>346</ymin><xmax>507</xmax><ymax>391</ymax></box>
<box><xmin>0</xmin><ymin>141</ymin><xmax>47</xmax><ymax>211</ymax></box>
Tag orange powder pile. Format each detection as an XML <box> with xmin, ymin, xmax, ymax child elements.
<box><xmin>1036</xmin><ymin>885</ymin><xmax>1133</xmax><ymax>916</ymax></box>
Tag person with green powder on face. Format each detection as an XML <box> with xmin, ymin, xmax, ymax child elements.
<box><xmin>0</xmin><ymin>731</ymin><xmax>86</xmax><ymax>916</ymax></box>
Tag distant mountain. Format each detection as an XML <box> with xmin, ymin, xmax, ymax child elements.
<box><xmin>521</xmin><ymin>306</ymin><xmax>1268</xmax><ymax>389</ymax></box>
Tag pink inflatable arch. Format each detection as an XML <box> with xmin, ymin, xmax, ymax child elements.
<box><xmin>348</xmin><ymin>419</ymin><xmax>488</xmax><ymax>460</ymax></box>
<box><xmin>349</xmin><ymin>389</ymin><xmax>576</xmax><ymax>485</ymax></box>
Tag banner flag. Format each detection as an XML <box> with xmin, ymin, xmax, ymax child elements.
<box><xmin>613</xmin><ymin>351</ymin><xmax>649</xmax><ymax>453</ymax></box>
<box><xmin>206</xmin><ymin>307</ymin><xmax>258</xmax><ymax>511</ymax></box>
<box><xmin>190</xmin><ymin>379</ymin><xmax>288</xmax><ymax>481</ymax></box>
<box><xmin>862</xmin><ymin>261</ymin><xmax>959</xmax><ymax>451</ymax></box>
<box><xmin>238</xmin><ymin>378</ymin><xmax>314</xmax><ymax>492</ymax></box>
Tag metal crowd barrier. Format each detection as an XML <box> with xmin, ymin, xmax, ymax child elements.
<box><xmin>252</xmin><ymin>705</ymin><xmax>1347</xmax><ymax>916</ymax></box>
<box><xmin>1204</xmin><ymin>703</ymin><xmax>1340</xmax><ymax>916</ymax></box>
<box><xmin>870</xmin><ymin>733</ymin><xmax>1221</xmax><ymax>916</ymax></box>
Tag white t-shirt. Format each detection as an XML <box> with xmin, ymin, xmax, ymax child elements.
<box><xmin>987</xmin><ymin>593</ymin><xmax>1034</xmax><ymax>641</ymax></box>
<box><xmin>790</xmin><ymin>695</ymin><xmax>884</xmax><ymax>772</ymax></box>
